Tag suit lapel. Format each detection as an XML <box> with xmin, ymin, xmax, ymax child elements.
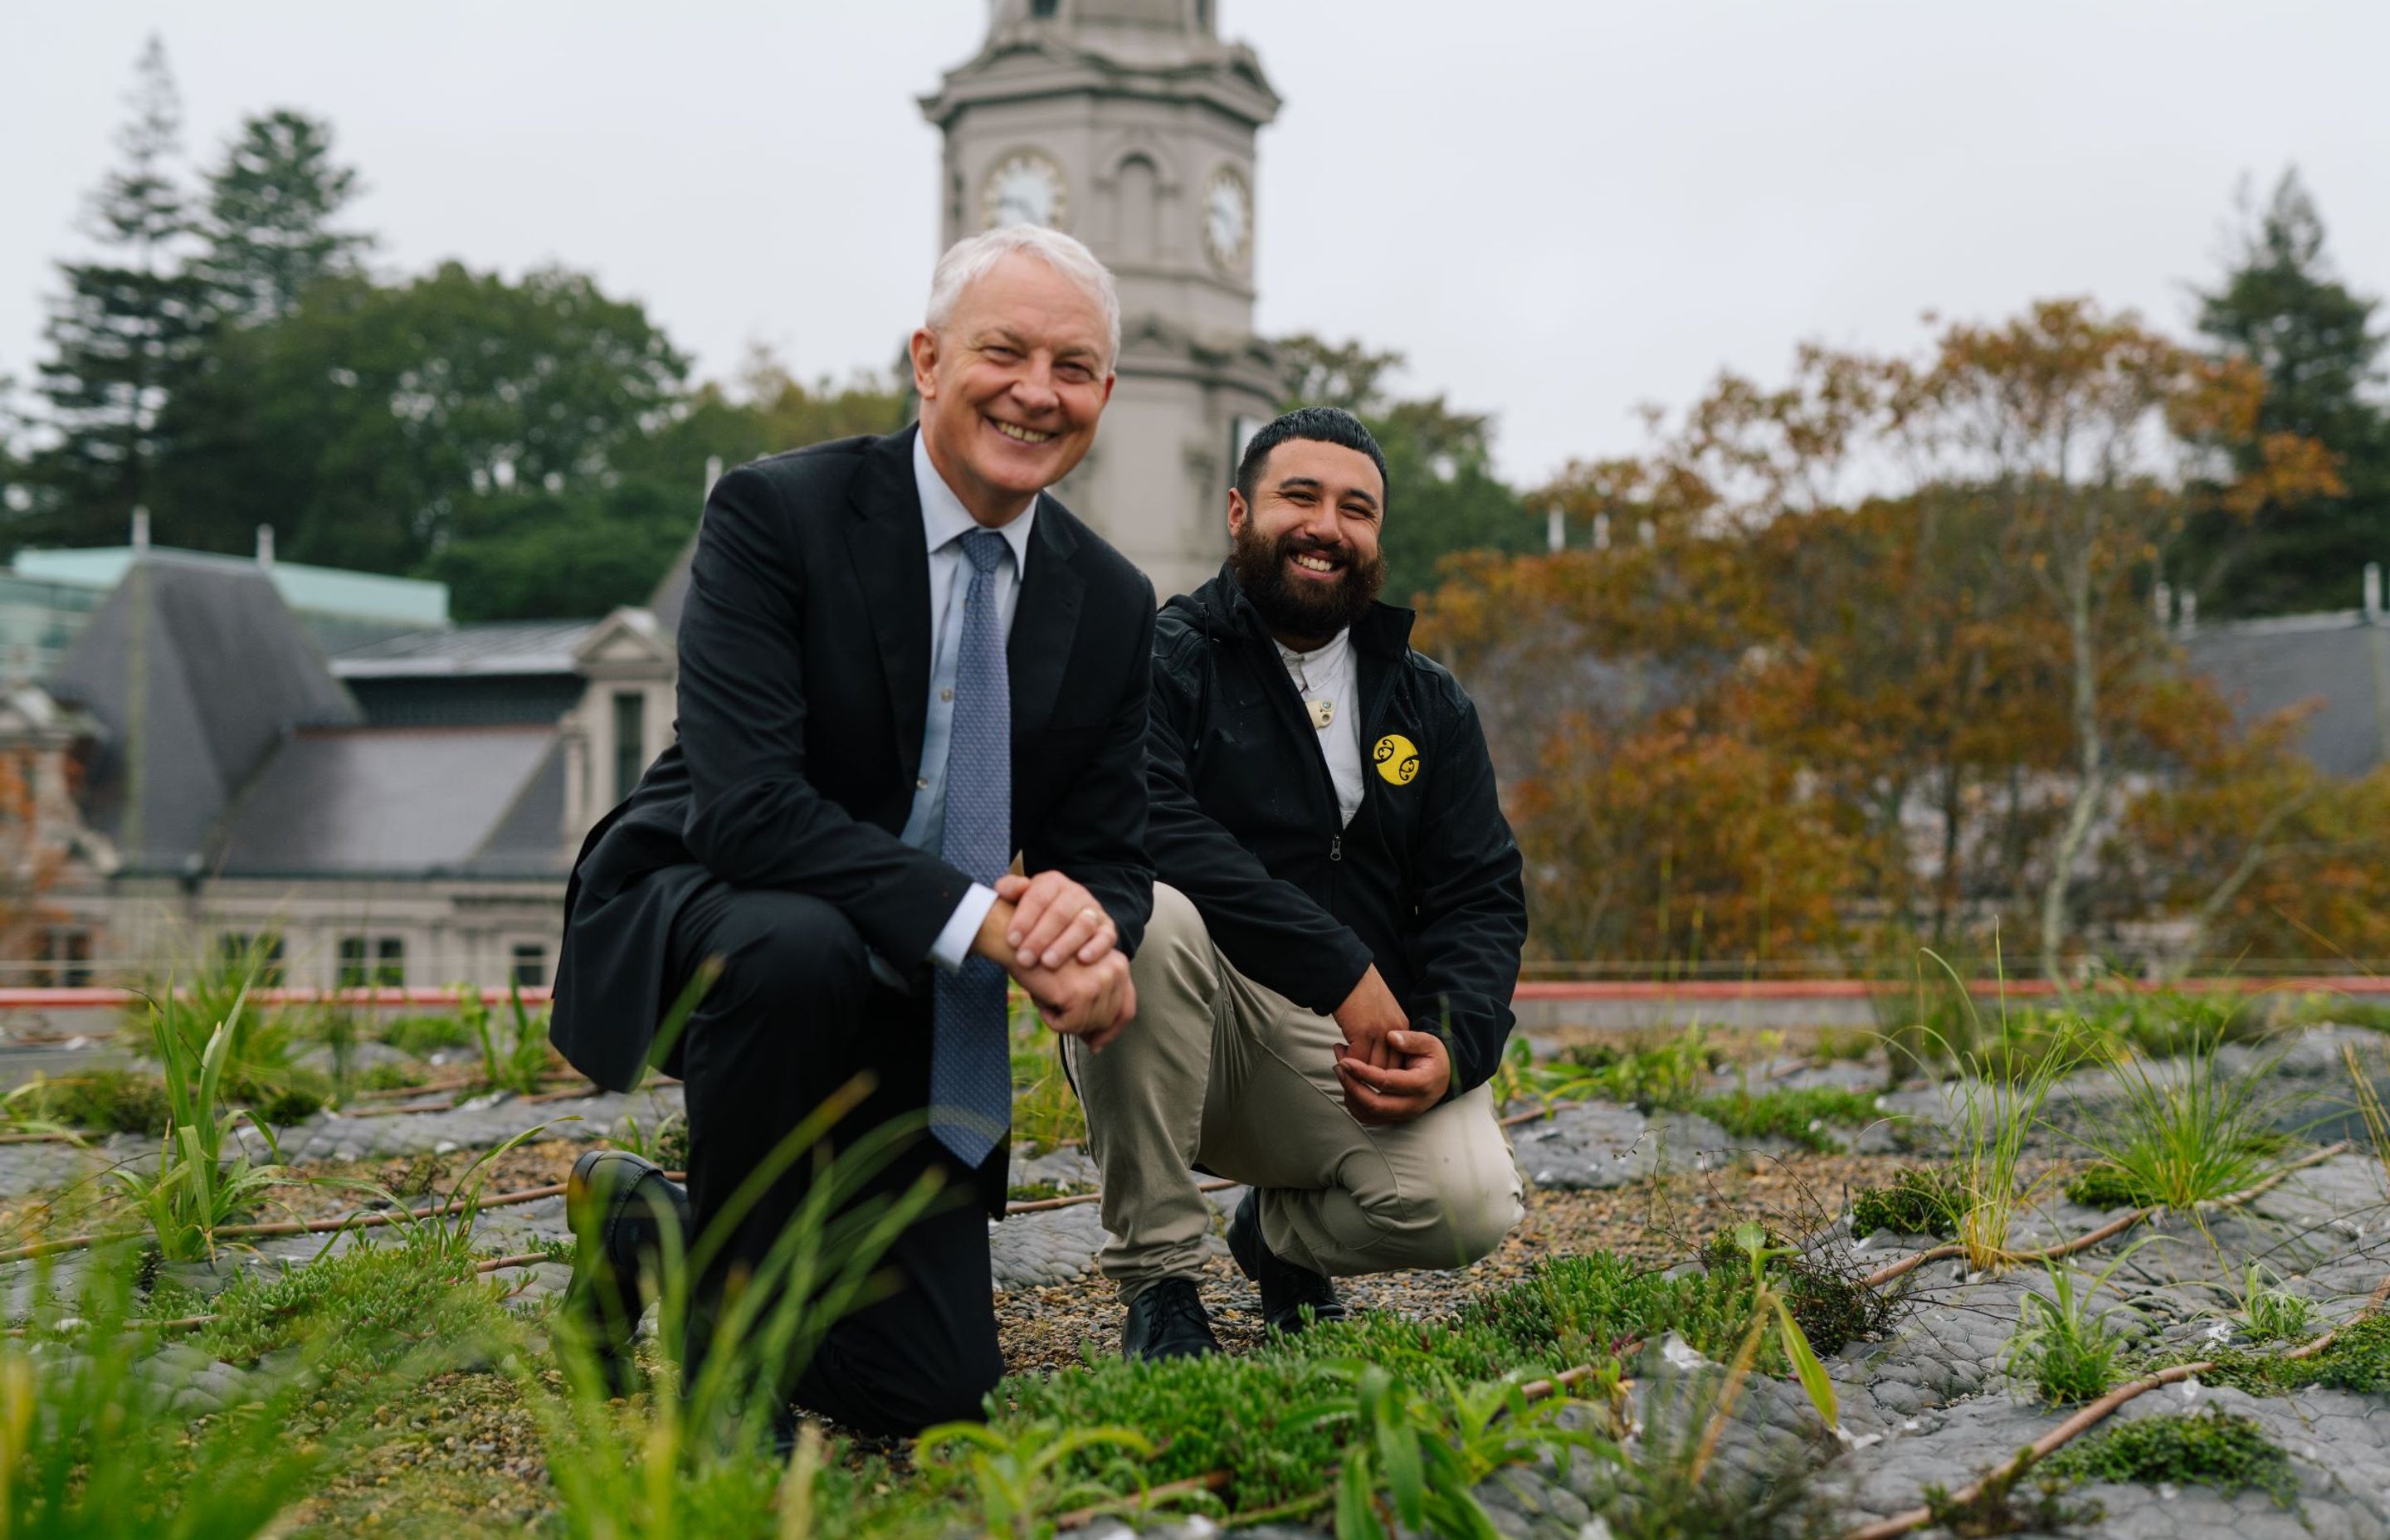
<box><xmin>843</xmin><ymin>428</ymin><xmax>934</xmax><ymax>780</ymax></box>
<box><xmin>1007</xmin><ymin>495</ymin><xmax>1083</xmax><ymax>747</ymax></box>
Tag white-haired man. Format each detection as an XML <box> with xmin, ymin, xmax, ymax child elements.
<box><xmin>551</xmin><ymin>226</ymin><xmax>1154</xmax><ymax>1435</ymax></box>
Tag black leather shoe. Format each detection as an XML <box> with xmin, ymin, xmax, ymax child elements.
<box><xmin>1227</xmin><ymin>1189</ymin><xmax>1346</xmax><ymax>1335</ymax></box>
<box><xmin>1120</xmin><ymin>1277</ymin><xmax>1220</xmax><ymax>1362</ymax></box>
<box><xmin>563</xmin><ymin>1148</ymin><xmax>692</xmax><ymax>1391</ymax></box>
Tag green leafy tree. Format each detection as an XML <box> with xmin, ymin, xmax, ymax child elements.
<box><xmin>150</xmin><ymin>110</ymin><xmax>374</xmax><ymax>553</ymax></box>
<box><xmin>2182</xmin><ymin>168</ymin><xmax>2389</xmax><ymax>616</ymax></box>
<box><xmin>17</xmin><ymin>36</ymin><xmax>209</xmax><ymax>548</ymax></box>
<box><xmin>427</xmin><ymin>348</ymin><xmax>910</xmax><ymax>620</ymax></box>
<box><xmin>149</xmin><ymin>262</ymin><xmax>688</xmax><ymax>604</ymax></box>
<box><xmin>1271</xmin><ymin>334</ymin><xmax>1539</xmax><ymax>604</ymax></box>
<box><xmin>191</xmin><ymin>108</ymin><xmax>373</xmax><ymax>327</ymax></box>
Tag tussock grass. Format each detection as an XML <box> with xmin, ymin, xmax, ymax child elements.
<box><xmin>108</xmin><ymin>1001</ymin><xmax>291</xmax><ymax>1262</ymax></box>
<box><xmin>2002</xmin><ymin>1246</ymin><xmax>2149</xmax><ymax>1405</ymax></box>
<box><xmin>2074</xmin><ymin>1026</ymin><xmax>2290</xmax><ymax>1216</ymax></box>
<box><xmin>1944</xmin><ymin>1031</ymin><xmax>2084</xmax><ymax>1273</ymax></box>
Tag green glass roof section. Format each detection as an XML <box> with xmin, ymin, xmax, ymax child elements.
<box><xmin>12</xmin><ymin>547</ymin><xmax>449</xmax><ymax>626</ymax></box>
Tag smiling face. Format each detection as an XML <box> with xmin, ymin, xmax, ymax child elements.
<box><xmin>1227</xmin><ymin>436</ymin><xmax>1388</xmax><ymax>647</ymax></box>
<box><xmin>911</xmin><ymin>252</ymin><xmax>1115</xmax><ymax>526</ymax></box>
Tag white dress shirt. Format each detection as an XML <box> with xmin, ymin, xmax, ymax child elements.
<box><xmin>907</xmin><ymin>429</ymin><xmax>1036</xmax><ymax>972</ymax></box>
<box><xmin>1278</xmin><ymin>628</ymin><xmax>1363</xmax><ymax>827</ymax></box>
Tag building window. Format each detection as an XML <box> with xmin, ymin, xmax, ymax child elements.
<box><xmin>37</xmin><ymin>928</ymin><xmax>90</xmax><ymax>988</ymax></box>
<box><xmin>217</xmin><ymin>931</ymin><xmax>285</xmax><ymax>987</ymax></box>
<box><xmin>1115</xmin><ymin>154</ymin><xmax>1158</xmax><ymax>262</ymax></box>
<box><xmin>338</xmin><ymin>935</ymin><xmax>406</xmax><ymax>989</ymax></box>
<box><xmin>1030</xmin><ymin>0</ymin><xmax>1060</xmax><ymax>16</ymax></box>
<box><xmin>612</xmin><ymin>690</ymin><xmax>646</xmax><ymax>804</ymax></box>
<box><xmin>511</xmin><ymin>943</ymin><xmax>547</xmax><ymax>988</ymax></box>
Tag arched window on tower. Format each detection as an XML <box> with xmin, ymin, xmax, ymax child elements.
<box><xmin>1115</xmin><ymin>155</ymin><xmax>1158</xmax><ymax>263</ymax></box>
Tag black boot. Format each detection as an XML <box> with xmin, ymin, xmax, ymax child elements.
<box><xmin>562</xmin><ymin>1148</ymin><xmax>692</xmax><ymax>1391</ymax></box>
<box><xmin>1227</xmin><ymin>1189</ymin><xmax>1346</xmax><ymax>1335</ymax></box>
<box><xmin>1120</xmin><ymin>1276</ymin><xmax>1220</xmax><ymax>1361</ymax></box>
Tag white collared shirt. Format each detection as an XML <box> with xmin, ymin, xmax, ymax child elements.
<box><xmin>910</xmin><ymin>428</ymin><xmax>1036</xmax><ymax>972</ymax></box>
<box><xmin>1278</xmin><ymin>627</ymin><xmax>1363</xmax><ymax>827</ymax></box>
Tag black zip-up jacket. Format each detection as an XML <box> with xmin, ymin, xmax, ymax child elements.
<box><xmin>1149</xmin><ymin>566</ymin><xmax>1528</xmax><ymax>1098</ymax></box>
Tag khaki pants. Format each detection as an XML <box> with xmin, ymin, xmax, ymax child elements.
<box><xmin>1064</xmin><ymin>884</ymin><xmax>1523</xmax><ymax>1303</ymax></box>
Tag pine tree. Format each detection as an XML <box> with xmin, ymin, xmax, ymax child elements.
<box><xmin>191</xmin><ymin>109</ymin><xmax>371</xmax><ymax>327</ymax></box>
<box><xmin>17</xmin><ymin>37</ymin><xmax>209</xmax><ymax>548</ymax></box>
<box><xmin>2183</xmin><ymin>169</ymin><xmax>2390</xmax><ymax>616</ymax></box>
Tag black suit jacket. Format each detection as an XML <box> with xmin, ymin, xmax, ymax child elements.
<box><xmin>552</xmin><ymin>426</ymin><xmax>1157</xmax><ymax>1093</ymax></box>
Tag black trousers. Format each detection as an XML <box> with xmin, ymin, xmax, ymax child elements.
<box><xmin>661</xmin><ymin>870</ymin><xmax>1005</xmax><ymax>1435</ymax></box>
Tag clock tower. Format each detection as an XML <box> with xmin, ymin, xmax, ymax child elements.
<box><xmin>920</xmin><ymin>0</ymin><xmax>1282</xmax><ymax>600</ymax></box>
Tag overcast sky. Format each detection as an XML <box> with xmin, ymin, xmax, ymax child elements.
<box><xmin>7</xmin><ymin>2</ymin><xmax>2388</xmax><ymax>488</ymax></box>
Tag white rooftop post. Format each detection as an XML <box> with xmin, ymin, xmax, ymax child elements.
<box><xmin>2365</xmin><ymin>561</ymin><xmax>2383</xmax><ymax>623</ymax></box>
<box><xmin>255</xmin><ymin>524</ymin><xmax>276</xmax><ymax>572</ymax></box>
<box><xmin>130</xmin><ymin>507</ymin><xmax>150</xmax><ymax>552</ymax></box>
<box><xmin>1546</xmin><ymin>506</ymin><xmax>1564</xmax><ymax>553</ymax></box>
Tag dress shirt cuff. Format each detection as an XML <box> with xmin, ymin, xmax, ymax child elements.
<box><xmin>929</xmin><ymin>882</ymin><xmax>1000</xmax><ymax>972</ymax></box>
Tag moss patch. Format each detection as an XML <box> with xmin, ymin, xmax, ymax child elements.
<box><xmin>17</xmin><ymin>1069</ymin><xmax>172</xmax><ymax>1135</ymax></box>
<box><xmin>2043</xmin><ymin>1407</ymin><xmax>2298</xmax><ymax>1507</ymax></box>
<box><xmin>198</xmin><ymin>1241</ymin><xmax>524</xmax><ymax>1377</ymax></box>
<box><xmin>1692</xmin><ymin>1087</ymin><xmax>1883</xmax><ymax>1152</ymax></box>
<box><xmin>2207</xmin><ymin>1313</ymin><xmax>2390</xmax><ymax>1396</ymax></box>
<box><xmin>1850</xmin><ymin>1166</ymin><xmax>1963</xmax><ymax>1237</ymax></box>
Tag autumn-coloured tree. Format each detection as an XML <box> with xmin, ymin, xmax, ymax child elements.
<box><xmin>0</xmin><ymin>751</ymin><xmax>68</xmax><ymax>967</ymax></box>
<box><xmin>2107</xmin><ymin>689</ymin><xmax>2390</xmax><ymax>968</ymax></box>
<box><xmin>1885</xmin><ymin>300</ymin><xmax>2336</xmax><ymax>975</ymax></box>
<box><xmin>1419</xmin><ymin>299</ymin><xmax>2339</xmax><ymax>976</ymax></box>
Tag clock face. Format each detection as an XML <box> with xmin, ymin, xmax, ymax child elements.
<box><xmin>982</xmin><ymin>152</ymin><xmax>1068</xmax><ymax>231</ymax></box>
<box><xmin>1204</xmin><ymin>166</ymin><xmax>1251</xmax><ymax>271</ymax></box>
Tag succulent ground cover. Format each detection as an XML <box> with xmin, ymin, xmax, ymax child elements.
<box><xmin>6</xmin><ymin>988</ymin><xmax>2390</xmax><ymax>1536</ymax></box>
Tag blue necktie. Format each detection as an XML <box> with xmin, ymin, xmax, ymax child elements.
<box><xmin>929</xmin><ymin>529</ymin><xmax>1014</xmax><ymax>1167</ymax></box>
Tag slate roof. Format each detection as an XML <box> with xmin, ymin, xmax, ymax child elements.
<box><xmin>2185</xmin><ymin>612</ymin><xmax>2390</xmax><ymax>778</ymax></box>
<box><xmin>46</xmin><ymin>554</ymin><xmax>361</xmax><ymax>871</ymax></box>
<box><xmin>330</xmin><ymin>620</ymin><xmax>595</xmax><ymax>677</ymax></box>
<box><xmin>212</xmin><ymin>725</ymin><xmax>567</xmax><ymax>879</ymax></box>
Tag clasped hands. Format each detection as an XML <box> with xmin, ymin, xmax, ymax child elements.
<box><xmin>973</xmin><ymin>870</ymin><xmax>1135</xmax><ymax>1050</ymax></box>
<box><xmin>1331</xmin><ymin>964</ymin><xmax>1450</xmax><ymax>1125</ymax></box>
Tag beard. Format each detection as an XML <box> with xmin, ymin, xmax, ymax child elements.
<box><xmin>1228</xmin><ymin>521</ymin><xmax>1387</xmax><ymax>641</ymax></box>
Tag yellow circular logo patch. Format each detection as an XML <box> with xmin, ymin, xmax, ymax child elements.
<box><xmin>1373</xmin><ymin>733</ymin><xmax>1421</xmax><ymax>786</ymax></box>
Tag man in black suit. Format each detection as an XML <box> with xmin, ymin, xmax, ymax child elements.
<box><xmin>550</xmin><ymin>223</ymin><xmax>1154</xmax><ymax>1435</ymax></box>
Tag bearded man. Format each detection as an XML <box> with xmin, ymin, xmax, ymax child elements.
<box><xmin>1065</xmin><ymin>405</ymin><xmax>1529</xmax><ymax>1360</ymax></box>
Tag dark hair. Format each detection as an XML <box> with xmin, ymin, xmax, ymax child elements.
<box><xmin>1234</xmin><ymin>406</ymin><xmax>1389</xmax><ymax>511</ymax></box>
